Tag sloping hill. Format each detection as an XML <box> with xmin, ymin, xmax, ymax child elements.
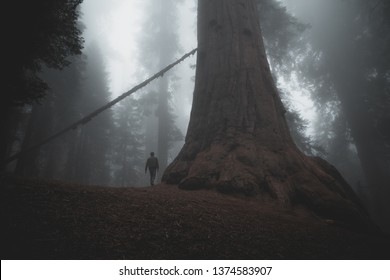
<box><xmin>1</xmin><ymin>177</ymin><xmax>389</xmax><ymax>259</ymax></box>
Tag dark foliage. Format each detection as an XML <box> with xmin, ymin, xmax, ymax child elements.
<box><xmin>257</xmin><ymin>0</ymin><xmax>308</xmax><ymax>74</ymax></box>
<box><xmin>257</xmin><ymin>0</ymin><xmax>319</xmax><ymax>155</ymax></box>
<box><xmin>4</xmin><ymin>0</ymin><xmax>84</xmax><ymax>108</ymax></box>
<box><xmin>111</xmin><ymin>97</ymin><xmax>145</xmax><ymax>186</ymax></box>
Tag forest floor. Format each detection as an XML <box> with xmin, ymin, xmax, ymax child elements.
<box><xmin>1</xmin><ymin>176</ymin><xmax>390</xmax><ymax>260</ymax></box>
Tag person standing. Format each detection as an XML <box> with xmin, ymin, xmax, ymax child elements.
<box><xmin>145</xmin><ymin>152</ymin><xmax>159</xmax><ymax>185</ymax></box>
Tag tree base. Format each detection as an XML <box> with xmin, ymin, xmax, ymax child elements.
<box><xmin>163</xmin><ymin>136</ymin><xmax>372</xmax><ymax>228</ymax></box>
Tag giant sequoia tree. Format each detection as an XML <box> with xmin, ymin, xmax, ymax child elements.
<box><xmin>163</xmin><ymin>0</ymin><xmax>370</xmax><ymax>225</ymax></box>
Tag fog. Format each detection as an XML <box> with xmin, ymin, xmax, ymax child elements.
<box><xmin>79</xmin><ymin>0</ymin><xmax>197</xmax><ymax>174</ymax></box>
<box><xmin>3</xmin><ymin>0</ymin><xmax>389</xmax><ymax>231</ymax></box>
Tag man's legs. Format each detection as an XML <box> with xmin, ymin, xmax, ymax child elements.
<box><xmin>149</xmin><ymin>168</ymin><xmax>156</xmax><ymax>185</ymax></box>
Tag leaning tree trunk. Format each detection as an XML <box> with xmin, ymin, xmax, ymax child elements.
<box><xmin>163</xmin><ymin>0</ymin><xmax>371</xmax><ymax>226</ymax></box>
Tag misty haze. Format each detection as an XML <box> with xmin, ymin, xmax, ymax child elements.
<box><xmin>2</xmin><ymin>0</ymin><xmax>390</xmax><ymax>259</ymax></box>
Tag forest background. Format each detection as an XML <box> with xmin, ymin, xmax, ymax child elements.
<box><xmin>2</xmin><ymin>0</ymin><xmax>389</xmax><ymax>231</ymax></box>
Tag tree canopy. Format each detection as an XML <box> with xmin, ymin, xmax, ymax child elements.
<box><xmin>4</xmin><ymin>0</ymin><xmax>84</xmax><ymax>108</ymax></box>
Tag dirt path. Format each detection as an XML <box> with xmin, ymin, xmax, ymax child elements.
<box><xmin>1</xmin><ymin>178</ymin><xmax>389</xmax><ymax>259</ymax></box>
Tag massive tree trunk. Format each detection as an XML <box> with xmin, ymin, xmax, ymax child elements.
<box><xmin>331</xmin><ymin>63</ymin><xmax>390</xmax><ymax>231</ymax></box>
<box><xmin>163</xmin><ymin>0</ymin><xmax>370</xmax><ymax>226</ymax></box>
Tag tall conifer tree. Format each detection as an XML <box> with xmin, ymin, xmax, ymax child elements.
<box><xmin>163</xmin><ymin>0</ymin><xmax>370</xmax><ymax>226</ymax></box>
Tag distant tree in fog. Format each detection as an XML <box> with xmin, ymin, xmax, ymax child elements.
<box><xmin>14</xmin><ymin>54</ymin><xmax>86</xmax><ymax>178</ymax></box>
<box><xmin>136</xmin><ymin>0</ymin><xmax>184</xmax><ymax>180</ymax></box>
<box><xmin>283</xmin><ymin>0</ymin><xmax>390</xmax><ymax>230</ymax></box>
<box><xmin>69</xmin><ymin>43</ymin><xmax>113</xmax><ymax>185</ymax></box>
<box><xmin>256</xmin><ymin>0</ymin><xmax>322</xmax><ymax>155</ymax></box>
<box><xmin>2</xmin><ymin>0</ymin><xmax>84</xmax><ymax>172</ymax></box>
<box><xmin>111</xmin><ymin>97</ymin><xmax>145</xmax><ymax>186</ymax></box>
<box><xmin>14</xmin><ymin>42</ymin><xmax>113</xmax><ymax>186</ymax></box>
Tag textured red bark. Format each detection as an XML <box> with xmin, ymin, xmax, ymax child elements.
<box><xmin>163</xmin><ymin>0</ymin><xmax>371</xmax><ymax>226</ymax></box>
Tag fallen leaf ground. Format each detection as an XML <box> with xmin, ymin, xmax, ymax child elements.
<box><xmin>1</xmin><ymin>177</ymin><xmax>389</xmax><ymax>259</ymax></box>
